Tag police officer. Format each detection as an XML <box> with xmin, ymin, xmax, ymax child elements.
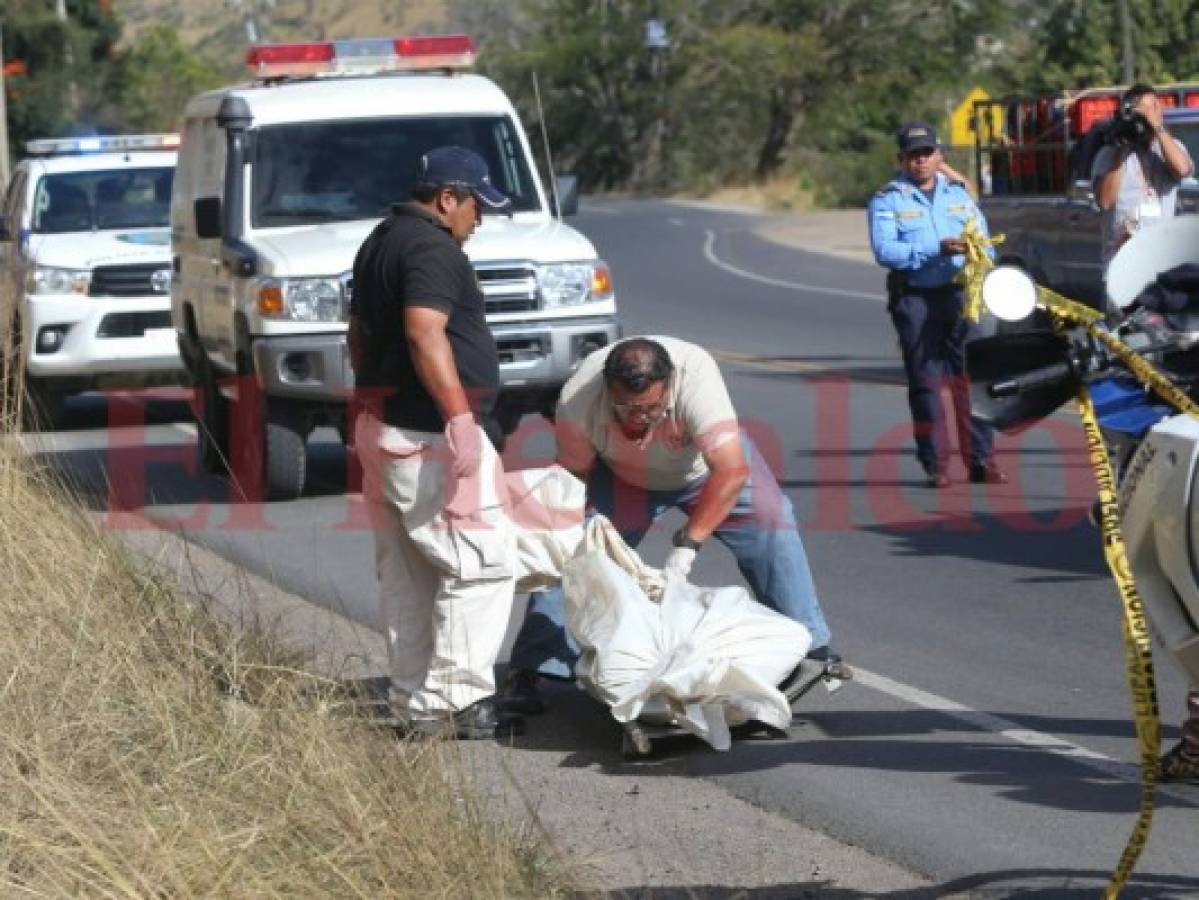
<box><xmin>868</xmin><ymin>121</ymin><xmax>1005</xmax><ymax>488</ymax></box>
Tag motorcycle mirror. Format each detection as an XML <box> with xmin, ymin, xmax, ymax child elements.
<box><xmin>981</xmin><ymin>266</ymin><xmax>1038</xmax><ymax>322</ymax></box>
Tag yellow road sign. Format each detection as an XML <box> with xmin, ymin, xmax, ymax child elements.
<box><xmin>949</xmin><ymin>86</ymin><xmax>1002</xmax><ymax>146</ymax></box>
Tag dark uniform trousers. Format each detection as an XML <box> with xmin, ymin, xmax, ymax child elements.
<box><xmin>887</xmin><ymin>276</ymin><xmax>994</xmax><ymax>473</ymax></box>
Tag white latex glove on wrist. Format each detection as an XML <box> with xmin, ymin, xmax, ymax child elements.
<box><xmin>444</xmin><ymin>413</ymin><xmax>481</xmax><ymax>479</ymax></box>
<box><xmin>663</xmin><ymin>547</ymin><xmax>697</xmax><ymax>579</ymax></box>
<box><xmin>444</xmin><ymin>413</ymin><xmax>483</xmax><ymax>518</ymax></box>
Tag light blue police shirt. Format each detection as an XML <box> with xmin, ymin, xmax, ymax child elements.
<box><xmin>867</xmin><ymin>173</ymin><xmax>991</xmax><ymax>289</ymax></box>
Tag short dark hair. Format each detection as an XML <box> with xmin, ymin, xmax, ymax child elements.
<box><xmin>1122</xmin><ymin>83</ymin><xmax>1156</xmax><ymax>110</ymax></box>
<box><xmin>602</xmin><ymin>338</ymin><xmax>674</xmax><ymax>392</ymax></box>
<box><xmin>410</xmin><ymin>181</ymin><xmax>472</xmax><ymax>204</ymax></box>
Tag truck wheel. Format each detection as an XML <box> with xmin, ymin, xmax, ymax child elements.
<box><xmin>196</xmin><ymin>361</ymin><xmax>231</xmax><ymax>474</ymax></box>
<box><xmin>1</xmin><ymin>333</ymin><xmax>20</xmax><ymax>424</ymax></box>
<box><xmin>22</xmin><ymin>376</ymin><xmax>66</xmax><ymax>432</ymax></box>
<box><xmin>264</xmin><ymin>421</ymin><xmax>307</xmax><ymax>501</ymax></box>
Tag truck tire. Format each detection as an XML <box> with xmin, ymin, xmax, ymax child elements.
<box><xmin>0</xmin><ymin>316</ymin><xmax>57</xmax><ymax>431</ymax></box>
<box><xmin>264</xmin><ymin>421</ymin><xmax>307</xmax><ymax>501</ymax></box>
<box><xmin>1</xmin><ymin>326</ymin><xmax>21</xmax><ymax>425</ymax></box>
<box><xmin>196</xmin><ymin>361</ymin><xmax>231</xmax><ymax>474</ymax></box>
<box><xmin>22</xmin><ymin>375</ymin><xmax>66</xmax><ymax>432</ymax></box>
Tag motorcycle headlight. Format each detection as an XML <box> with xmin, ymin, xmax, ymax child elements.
<box><xmin>981</xmin><ymin>266</ymin><xmax>1038</xmax><ymax>322</ymax></box>
<box><xmin>26</xmin><ymin>265</ymin><xmax>91</xmax><ymax>295</ymax></box>
<box><xmin>536</xmin><ymin>261</ymin><xmax>614</xmax><ymax>308</ymax></box>
<box><xmin>256</xmin><ymin>277</ymin><xmax>346</xmax><ymax>323</ymax></box>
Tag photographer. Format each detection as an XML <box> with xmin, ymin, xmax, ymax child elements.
<box><xmin>1092</xmin><ymin>83</ymin><xmax>1193</xmax><ymax>264</ymax></box>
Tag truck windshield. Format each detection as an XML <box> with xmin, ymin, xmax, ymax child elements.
<box><xmin>251</xmin><ymin>115</ymin><xmax>542</xmax><ymax>227</ymax></box>
<box><xmin>32</xmin><ymin>168</ymin><xmax>174</xmax><ymax>234</ymax></box>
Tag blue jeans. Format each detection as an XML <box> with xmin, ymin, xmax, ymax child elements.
<box><xmin>508</xmin><ymin>436</ymin><xmax>832</xmax><ymax>679</ymax></box>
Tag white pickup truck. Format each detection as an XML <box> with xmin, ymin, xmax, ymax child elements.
<box><xmin>0</xmin><ymin>135</ymin><xmax>181</xmax><ymax>428</ymax></box>
<box><xmin>171</xmin><ymin>35</ymin><xmax>621</xmax><ymax>499</ymax></box>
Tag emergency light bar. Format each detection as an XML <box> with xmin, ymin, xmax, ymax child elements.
<box><xmin>246</xmin><ymin>34</ymin><xmax>478</xmax><ymax>79</ymax></box>
<box><xmin>25</xmin><ymin>134</ymin><xmax>181</xmax><ymax>156</ymax></box>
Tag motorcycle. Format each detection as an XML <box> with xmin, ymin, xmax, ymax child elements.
<box><xmin>965</xmin><ymin>216</ymin><xmax>1199</xmax><ymax>689</ymax></box>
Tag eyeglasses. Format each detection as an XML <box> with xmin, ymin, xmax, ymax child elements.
<box><xmin>610</xmin><ymin>399</ymin><xmax>670</xmax><ymax>420</ymax></box>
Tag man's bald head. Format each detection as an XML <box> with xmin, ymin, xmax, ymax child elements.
<box><xmin>602</xmin><ymin>338</ymin><xmax>674</xmax><ymax>392</ymax></box>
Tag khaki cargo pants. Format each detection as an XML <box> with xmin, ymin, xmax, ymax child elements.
<box><xmin>355</xmin><ymin>413</ymin><xmax>517</xmax><ymax>715</ymax></box>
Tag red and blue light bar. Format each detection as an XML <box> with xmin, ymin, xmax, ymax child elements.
<box><xmin>26</xmin><ymin>134</ymin><xmax>181</xmax><ymax>156</ymax></box>
<box><xmin>246</xmin><ymin>35</ymin><xmax>478</xmax><ymax>79</ymax></box>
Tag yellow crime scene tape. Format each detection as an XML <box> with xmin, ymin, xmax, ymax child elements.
<box><xmin>958</xmin><ymin>222</ymin><xmax>1199</xmax><ymax>897</ymax></box>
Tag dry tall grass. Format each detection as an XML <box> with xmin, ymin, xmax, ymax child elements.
<box><xmin>0</xmin><ymin>449</ymin><xmax>566</xmax><ymax>897</ymax></box>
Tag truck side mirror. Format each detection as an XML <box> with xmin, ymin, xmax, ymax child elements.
<box><xmin>194</xmin><ymin>197</ymin><xmax>223</xmax><ymax>239</ymax></box>
<box><xmin>0</xmin><ymin>214</ymin><xmax>10</xmax><ymax>242</ymax></box>
<box><xmin>554</xmin><ymin>174</ymin><xmax>579</xmax><ymax>217</ymax></box>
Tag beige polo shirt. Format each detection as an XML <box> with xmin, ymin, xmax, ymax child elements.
<box><xmin>555</xmin><ymin>336</ymin><xmax>739</xmax><ymax>490</ymax></box>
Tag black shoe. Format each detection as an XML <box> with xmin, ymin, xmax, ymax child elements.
<box><xmin>499</xmin><ymin>668</ymin><xmax>545</xmax><ymax>716</ymax></box>
<box><xmin>1159</xmin><ymin>741</ymin><xmax>1199</xmax><ymax>784</ymax></box>
<box><xmin>968</xmin><ymin>462</ymin><xmax>1008</xmax><ymax>484</ymax></box>
<box><xmin>924</xmin><ymin>468</ymin><xmax>951</xmax><ymax>489</ymax></box>
<box><xmin>806</xmin><ymin>645</ymin><xmax>853</xmax><ymax>681</ymax></box>
<box><xmin>401</xmin><ymin>698</ymin><xmax>525</xmax><ymax>741</ymax></box>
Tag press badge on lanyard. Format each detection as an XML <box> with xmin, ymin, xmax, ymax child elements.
<box><xmin>1138</xmin><ymin>186</ymin><xmax>1163</xmax><ymax>223</ymax></box>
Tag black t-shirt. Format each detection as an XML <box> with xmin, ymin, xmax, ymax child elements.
<box><xmin>350</xmin><ymin>203</ymin><xmax>499</xmax><ymax>432</ymax></box>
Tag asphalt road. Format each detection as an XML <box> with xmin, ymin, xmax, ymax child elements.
<box><xmin>25</xmin><ymin>198</ymin><xmax>1199</xmax><ymax>897</ymax></box>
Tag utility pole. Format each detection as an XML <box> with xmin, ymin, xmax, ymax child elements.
<box><xmin>644</xmin><ymin>8</ymin><xmax>669</xmax><ymax>193</ymax></box>
<box><xmin>1118</xmin><ymin>0</ymin><xmax>1135</xmax><ymax>84</ymax></box>
<box><xmin>0</xmin><ymin>26</ymin><xmax>10</xmax><ymax>188</ymax></box>
<box><xmin>55</xmin><ymin>0</ymin><xmax>80</xmax><ymax>115</ymax></box>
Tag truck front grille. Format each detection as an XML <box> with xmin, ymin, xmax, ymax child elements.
<box><xmin>496</xmin><ymin>335</ymin><xmax>548</xmax><ymax>365</ymax></box>
<box><xmin>475</xmin><ymin>262</ymin><xmax>539</xmax><ymax>315</ymax></box>
<box><xmin>89</xmin><ymin>263</ymin><xmax>171</xmax><ymax>298</ymax></box>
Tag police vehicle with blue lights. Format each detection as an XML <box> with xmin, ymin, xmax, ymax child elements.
<box><xmin>0</xmin><ymin>134</ymin><xmax>180</xmax><ymax>427</ymax></box>
<box><xmin>173</xmin><ymin>34</ymin><xmax>621</xmax><ymax>499</ymax></box>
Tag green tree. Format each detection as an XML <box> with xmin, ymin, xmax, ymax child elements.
<box><xmin>110</xmin><ymin>25</ymin><xmax>223</xmax><ymax>133</ymax></box>
<box><xmin>1</xmin><ymin>0</ymin><xmax>123</xmax><ymax>156</ymax></box>
<box><xmin>455</xmin><ymin>0</ymin><xmax>1197</xmax><ymax>204</ymax></box>
<box><xmin>999</xmin><ymin>0</ymin><xmax>1199</xmax><ymax>91</ymax></box>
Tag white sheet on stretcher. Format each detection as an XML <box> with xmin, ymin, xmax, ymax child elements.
<box><xmin>561</xmin><ymin>516</ymin><xmax>811</xmax><ymax>751</ymax></box>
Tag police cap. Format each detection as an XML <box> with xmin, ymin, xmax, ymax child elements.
<box><xmin>896</xmin><ymin>121</ymin><xmax>939</xmax><ymax>153</ymax></box>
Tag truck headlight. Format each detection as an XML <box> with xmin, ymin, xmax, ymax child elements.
<box><xmin>256</xmin><ymin>277</ymin><xmax>345</xmax><ymax>322</ymax></box>
<box><xmin>536</xmin><ymin>261</ymin><xmax>614</xmax><ymax>307</ymax></box>
<box><xmin>26</xmin><ymin>266</ymin><xmax>91</xmax><ymax>295</ymax></box>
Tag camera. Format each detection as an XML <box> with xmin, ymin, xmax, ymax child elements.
<box><xmin>1109</xmin><ymin>109</ymin><xmax>1154</xmax><ymax>148</ymax></box>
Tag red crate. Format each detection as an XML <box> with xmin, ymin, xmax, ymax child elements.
<box><xmin>1071</xmin><ymin>95</ymin><xmax>1119</xmax><ymax>135</ymax></box>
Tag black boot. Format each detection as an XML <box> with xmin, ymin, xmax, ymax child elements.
<box><xmin>806</xmin><ymin>645</ymin><xmax>853</xmax><ymax>681</ymax></box>
<box><xmin>499</xmin><ymin>668</ymin><xmax>546</xmax><ymax>716</ymax></box>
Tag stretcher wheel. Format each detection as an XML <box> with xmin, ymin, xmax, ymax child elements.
<box><xmin>621</xmin><ymin>722</ymin><xmax>654</xmax><ymax>759</ymax></box>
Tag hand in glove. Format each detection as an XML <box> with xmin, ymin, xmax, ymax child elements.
<box><xmin>663</xmin><ymin>546</ymin><xmax>697</xmax><ymax>580</ymax></box>
<box><xmin>444</xmin><ymin>413</ymin><xmax>484</xmax><ymax>518</ymax></box>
